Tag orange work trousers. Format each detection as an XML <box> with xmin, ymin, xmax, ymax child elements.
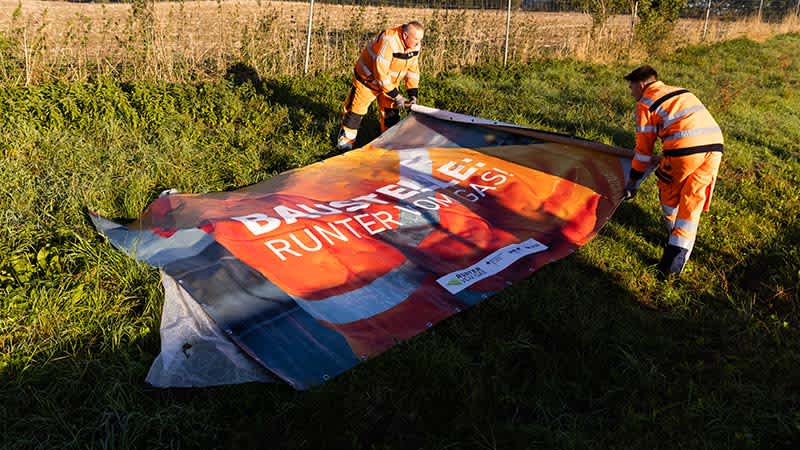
<box><xmin>341</xmin><ymin>77</ymin><xmax>399</xmax><ymax>134</ymax></box>
<box><xmin>655</xmin><ymin>151</ymin><xmax>722</xmax><ymax>274</ymax></box>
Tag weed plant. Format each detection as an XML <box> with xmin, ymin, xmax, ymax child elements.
<box><xmin>1</xmin><ymin>34</ymin><xmax>799</xmax><ymax>449</ymax></box>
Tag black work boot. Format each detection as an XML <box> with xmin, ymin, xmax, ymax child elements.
<box><xmin>657</xmin><ymin>244</ymin><xmax>688</xmax><ymax>279</ymax></box>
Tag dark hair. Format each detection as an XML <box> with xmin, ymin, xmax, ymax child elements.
<box><xmin>624</xmin><ymin>65</ymin><xmax>658</xmax><ymax>82</ymax></box>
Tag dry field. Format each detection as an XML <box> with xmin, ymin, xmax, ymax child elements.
<box><xmin>1</xmin><ymin>0</ymin><xmax>799</xmax><ymax>83</ymax></box>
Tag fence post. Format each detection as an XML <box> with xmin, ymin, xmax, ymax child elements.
<box><xmin>702</xmin><ymin>0</ymin><xmax>712</xmax><ymax>41</ymax></box>
<box><xmin>503</xmin><ymin>0</ymin><xmax>511</xmax><ymax>66</ymax></box>
<box><xmin>303</xmin><ymin>0</ymin><xmax>314</xmax><ymax>75</ymax></box>
<box><xmin>758</xmin><ymin>0</ymin><xmax>764</xmax><ymax>22</ymax></box>
<box><xmin>629</xmin><ymin>1</ymin><xmax>638</xmax><ymax>47</ymax></box>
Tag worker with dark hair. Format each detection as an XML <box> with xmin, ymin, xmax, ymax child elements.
<box><xmin>623</xmin><ymin>65</ymin><xmax>724</xmax><ymax>277</ymax></box>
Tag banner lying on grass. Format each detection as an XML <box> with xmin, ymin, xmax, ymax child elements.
<box><xmin>91</xmin><ymin>105</ymin><xmax>636</xmax><ymax>390</ymax></box>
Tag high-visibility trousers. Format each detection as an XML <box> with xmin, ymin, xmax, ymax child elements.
<box><xmin>655</xmin><ymin>151</ymin><xmax>722</xmax><ymax>274</ymax></box>
<box><xmin>340</xmin><ymin>77</ymin><xmax>400</xmax><ymax>138</ymax></box>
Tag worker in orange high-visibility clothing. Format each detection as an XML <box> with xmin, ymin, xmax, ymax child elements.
<box><xmin>622</xmin><ymin>65</ymin><xmax>723</xmax><ymax>277</ymax></box>
<box><xmin>336</xmin><ymin>21</ymin><xmax>423</xmax><ymax>151</ymax></box>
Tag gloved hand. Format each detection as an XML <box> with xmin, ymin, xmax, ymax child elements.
<box><xmin>409</xmin><ymin>96</ymin><xmax>418</xmax><ymax>106</ymax></box>
<box><xmin>394</xmin><ymin>94</ymin><xmax>407</xmax><ymax>110</ymax></box>
<box><xmin>622</xmin><ymin>180</ymin><xmax>639</xmax><ymax>201</ymax></box>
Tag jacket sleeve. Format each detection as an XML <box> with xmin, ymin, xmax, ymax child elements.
<box><xmin>630</xmin><ymin>103</ymin><xmax>658</xmax><ymax>179</ymax></box>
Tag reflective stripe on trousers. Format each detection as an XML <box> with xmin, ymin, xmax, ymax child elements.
<box><xmin>656</xmin><ymin>151</ymin><xmax>722</xmax><ymax>272</ymax></box>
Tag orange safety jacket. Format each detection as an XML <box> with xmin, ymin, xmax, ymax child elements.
<box><xmin>630</xmin><ymin>81</ymin><xmax>723</xmax><ymax>177</ymax></box>
<box><xmin>354</xmin><ymin>25</ymin><xmax>420</xmax><ymax>99</ymax></box>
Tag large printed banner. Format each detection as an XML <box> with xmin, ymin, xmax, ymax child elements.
<box><xmin>91</xmin><ymin>106</ymin><xmax>633</xmax><ymax>389</ymax></box>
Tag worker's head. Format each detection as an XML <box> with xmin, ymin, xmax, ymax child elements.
<box><xmin>402</xmin><ymin>21</ymin><xmax>424</xmax><ymax>49</ymax></box>
<box><xmin>624</xmin><ymin>65</ymin><xmax>658</xmax><ymax>101</ymax></box>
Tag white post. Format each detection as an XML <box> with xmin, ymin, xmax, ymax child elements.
<box><xmin>702</xmin><ymin>0</ymin><xmax>712</xmax><ymax>41</ymax></box>
<box><xmin>503</xmin><ymin>0</ymin><xmax>511</xmax><ymax>66</ymax></box>
<box><xmin>303</xmin><ymin>0</ymin><xmax>314</xmax><ymax>75</ymax></box>
<box><xmin>758</xmin><ymin>0</ymin><xmax>764</xmax><ymax>22</ymax></box>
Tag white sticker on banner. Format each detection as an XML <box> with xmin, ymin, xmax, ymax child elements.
<box><xmin>436</xmin><ymin>238</ymin><xmax>548</xmax><ymax>294</ymax></box>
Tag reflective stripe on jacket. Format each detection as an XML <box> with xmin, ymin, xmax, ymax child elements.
<box><xmin>354</xmin><ymin>26</ymin><xmax>420</xmax><ymax>97</ymax></box>
<box><xmin>631</xmin><ymin>81</ymin><xmax>723</xmax><ymax>174</ymax></box>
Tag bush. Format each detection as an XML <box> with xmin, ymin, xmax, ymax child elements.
<box><xmin>635</xmin><ymin>0</ymin><xmax>688</xmax><ymax>54</ymax></box>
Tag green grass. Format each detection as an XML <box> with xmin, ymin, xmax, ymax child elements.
<box><xmin>2</xmin><ymin>34</ymin><xmax>799</xmax><ymax>449</ymax></box>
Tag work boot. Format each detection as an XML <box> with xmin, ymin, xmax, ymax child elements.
<box><xmin>657</xmin><ymin>244</ymin><xmax>688</xmax><ymax>278</ymax></box>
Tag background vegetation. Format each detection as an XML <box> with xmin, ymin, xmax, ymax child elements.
<box><xmin>1</xmin><ymin>28</ymin><xmax>799</xmax><ymax>448</ymax></box>
<box><xmin>1</xmin><ymin>0</ymin><xmax>799</xmax><ymax>84</ymax></box>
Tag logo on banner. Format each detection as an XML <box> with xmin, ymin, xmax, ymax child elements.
<box><xmin>436</xmin><ymin>238</ymin><xmax>548</xmax><ymax>294</ymax></box>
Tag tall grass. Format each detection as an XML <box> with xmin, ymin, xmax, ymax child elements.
<box><xmin>1</xmin><ymin>0</ymin><xmax>800</xmax><ymax>84</ymax></box>
<box><xmin>1</xmin><ymin>32</ymin><xmax>799</xmax><ymax>448</ymax></box>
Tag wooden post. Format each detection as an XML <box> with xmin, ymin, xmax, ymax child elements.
<box><xmin>303</xmin><ymin>0</ymin><xmax>314</xmax><ymax>75</ymax></box>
